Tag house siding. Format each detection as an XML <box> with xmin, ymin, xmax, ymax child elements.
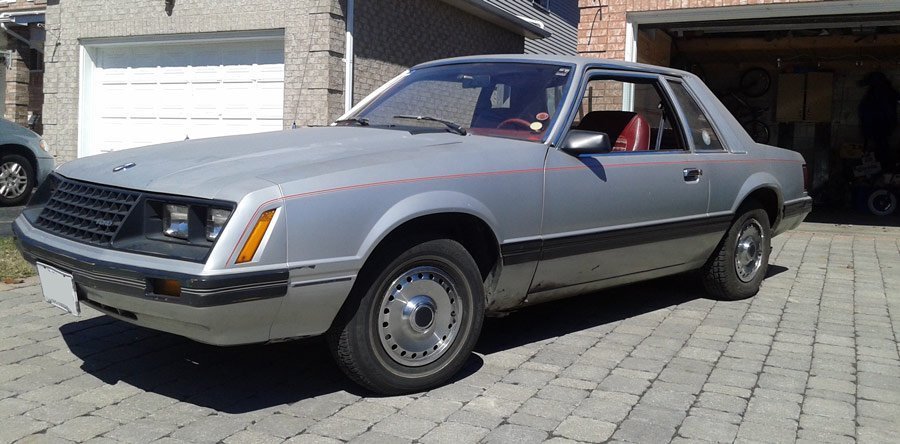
<box><xmin>42</xmin><ymin>0</ymin><xmax>346</xmax><ymax>162</ymax></box>
<box><xmin>487</xmin><ymin>0</ymin><xmax>578</xmax><ymax>55</ymax></box>
<box><xmin>352</xmin><ymin>0</ymin><xmax>524</xmax><ymax>104</ymax></box>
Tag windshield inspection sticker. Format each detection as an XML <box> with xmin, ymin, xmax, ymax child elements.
<box><xmin>556</xmin><ymin>68</ymin><xmax>571</xmax><ymax>76</ymax></box>
<box><xmin>536</xmin><ymin>112</ymin><xmax>550</xmax><ymax>121</ymax></box>
<box><xmin>530</xmin><ymin>122</ymin><xmax>543</xmax><ymax>131</ymax></box>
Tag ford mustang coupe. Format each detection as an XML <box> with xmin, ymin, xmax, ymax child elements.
<box><xmin>14</xmin><ymin>55</ymin><xmax>811</xmax><ymax>394</ymax></box>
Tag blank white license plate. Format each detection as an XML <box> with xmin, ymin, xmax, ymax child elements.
<box><xmin>37</xmin><ymin>262</ymin><xmax>80</xmax><ymax>316</ymax></box>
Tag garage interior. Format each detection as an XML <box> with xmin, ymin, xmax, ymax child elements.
<box><xmin>635</xmin><ymin>12</ymin><xmax>900</xmax><ymax>225</ymax></box>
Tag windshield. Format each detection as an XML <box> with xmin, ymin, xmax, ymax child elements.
<box><xmin>347</xmin><ymin>62</ymin><xmax>574</xmax><ymax>142</ymax></box>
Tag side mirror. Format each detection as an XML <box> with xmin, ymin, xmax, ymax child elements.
<box><xmin>560</xmin><ymin>130</ymin><xmax>612</xmax><ymax>156</ymax></box>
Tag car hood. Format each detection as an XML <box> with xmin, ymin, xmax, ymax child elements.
<box><xmin>55</xmin><ymin>127</ymin><xmax>471</xmax><ymax>201</ymax></box>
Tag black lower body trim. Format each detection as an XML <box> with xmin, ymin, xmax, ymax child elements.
<box><xmin>500</xmin><ymin>214</ymin><xmax>733</xmax><ymax>264</ymax></box>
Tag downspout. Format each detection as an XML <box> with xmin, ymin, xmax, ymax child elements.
<box><xmin>344</xmin><ymin>0</ymin><xmax>354</xmax><ymax>113</ymax></box>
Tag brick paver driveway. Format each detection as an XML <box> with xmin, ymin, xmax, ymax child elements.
<box><xmin>1</xmin><ymin>223</ymin><xmax>898</xmax><ymax>443</ymax></box>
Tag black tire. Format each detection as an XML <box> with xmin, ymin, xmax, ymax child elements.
<box><xmin>328</xmin><ymin>238</ymin><xmax>484</xmax><ymax>395</ymax></box>
<box><xmin>0</xmin><ymin>154</ymin><xmax>35</xmax><ymax>207</ymax></box>
<box><xmin>867</xmin><ymin>189</ymin><xmax>897</xmax><ymax>216</ymax></box>
<box><xmin>701</xmin><ymin>204</ymin><xmax>771</xmax><ymax>300</ymax></box>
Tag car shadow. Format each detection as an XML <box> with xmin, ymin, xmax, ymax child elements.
<box><xmin>59</xmin><ymin>272</ymin><xmax>742</xmax><ymax>413</ymax></box>
<box><xmin>766</xmin><ymin>264</ymin><xmax>788</xmax><ymax>279</ymax></box>
<box><xmin>475</xmin><ymin>273</ymin><xmax>703</xmax><ymax>355</ymax></box>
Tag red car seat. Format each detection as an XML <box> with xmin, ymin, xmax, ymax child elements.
<box><xmin>577</xmin><ymin>111</ymin><xmax>651</xmax><ymax>152</ymax></box>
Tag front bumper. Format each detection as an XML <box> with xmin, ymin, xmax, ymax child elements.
<box><xmin>13</xmin><ymin>217</ymin><xmax>289</xmax><ymax>345</ymax></box>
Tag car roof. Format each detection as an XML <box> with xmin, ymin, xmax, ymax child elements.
<box><xmin>411</xmin><ymin>54</ymin><xmax>691</xmax><ymax>78</ymax></box>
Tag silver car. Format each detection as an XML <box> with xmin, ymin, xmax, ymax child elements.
<box><xmin>0</xmin><ymin>118</ymin><xmax>54</xmax><ymax>206</ymax></box>
<box><xmin>14</xmin><ymin>55</ymin><xmax>811</xmax><ymax>394</ymax></box>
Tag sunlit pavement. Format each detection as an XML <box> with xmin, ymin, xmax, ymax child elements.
<box><xmin>0</xmin><ymin>222</ymin><xmax>898</xmax><ymax>443</ymax></box>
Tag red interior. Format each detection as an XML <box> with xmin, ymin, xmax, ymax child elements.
<box><xmin>577</xmin><ymin>111</ymin><xmax>651</xmax><ymax>151</ymax></box>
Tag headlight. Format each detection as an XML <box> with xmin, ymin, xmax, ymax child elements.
<box><xmin>206</xmin><ymin>208</ymin><xmax>231</xmax><ymax>241</ymax></box>
<box><xmin>163</xmin><ymin>204</ymin><xmax>189</xmax><ymax>239</ymax></box>
<box><xmin>39</xmin><ymin>139</ymin><xmax>49</xmax><ymax>153</ymax></box>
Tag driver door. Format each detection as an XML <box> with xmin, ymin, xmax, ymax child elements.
<box><xmin>530</xmin><ymin>72</ymin><xmax>714</xmax><ymax>294</ymax></box>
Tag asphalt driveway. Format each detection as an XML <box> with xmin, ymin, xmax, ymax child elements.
<box><xmin>0</xmin><ymin>223</ymin><xmax>898</xmax><ymax>443</ymax></box>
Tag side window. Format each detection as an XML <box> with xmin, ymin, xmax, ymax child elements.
<box><xmin>574</xmin><ymin>77</ymin><xmax>686</xmax><ymax>152</ymax></box>
<box><xmin>668</xmin><ymin>81</ymin><xmax>725</xmax><ymax>151</ymax></box>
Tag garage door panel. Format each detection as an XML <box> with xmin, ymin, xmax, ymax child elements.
<box><xmin>97</xmin><ymin>118</ymin><xmax>129</xmax><ymax>150</ymax></box>
<box><xmin>154</xmin><ymin>119</ymin><xmax>190</xmax><ymax>143</ymax></box>
<box><xmin>129</xmin><ymin>84</ymin><xmax>160</xmax><ymax>118</ymax></box>
<box><xmin>256</xmin><ymin>83</ymin><xmax>284</xmax><ymax>119</ymax></box>
<box><xmin>221</xmin><ymin>83</ymin><xmax>254</xmax><ymax>118</ymax></box>
<box><xmin>159</xmin><ymin>84</ymin><xmax>190</xmax><ymax>119</ymax></box>
<box><xmin>82</xmin><ymin>36</ymin><xmax>284</xmax><ymax>157</ymax></box>
<box><xmin>96</xmin><ymin>84</ymin><xmax>129</xmax><ymax>117</ymax></box>
<box><xmin>189</xmin><ymin>119</ymin><xmax>232</xmax><ymax>139</ymax></box>
<box><xmin>191</xmin><ymin>83</ymin><xmax>223</xmax><ymax>119</ymax></box>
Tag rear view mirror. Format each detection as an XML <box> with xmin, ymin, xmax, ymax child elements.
<box><xmin>560</xmin><ymin>130</ymin><xmax>612</xmax><ymax>156</ymax></box>
<box><xmin>458</xmin><ymin>74</ymin><xmax>491</xmax><ymax>89</ymax></box>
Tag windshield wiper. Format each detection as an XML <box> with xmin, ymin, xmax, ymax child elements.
<box><xmin>392</xmin><ymin>115</ymin><xmax>467</xmax><ymax>136</ymax></box>
<box><xmin>334</xmin><ymin>117</ymin><xmax>369</xmax><ymax>126</ymax></box>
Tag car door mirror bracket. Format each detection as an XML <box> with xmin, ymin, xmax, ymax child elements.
<box><xmin>560</xmin><ymin>130</ymin><xmax>612</xmax><ymax>156</ymax></box>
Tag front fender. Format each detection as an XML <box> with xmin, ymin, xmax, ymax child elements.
<box><xmin>356</xmin><ymin>190</ymin><xmax>502</xmax><ymax>263</ymax></box>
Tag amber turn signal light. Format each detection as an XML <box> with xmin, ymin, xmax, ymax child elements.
<box><xmin>151</xmin><ymin>278</ymin><xmax>182</xmax><ymax>297</ymax></box>
<box><xmin>236</xmin><ymin>209</ymin><xmax>276</xmax><ymax>264</ymax></box>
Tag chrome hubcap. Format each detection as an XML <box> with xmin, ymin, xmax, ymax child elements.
<box><xmin>378</xmin><ymin>266</ymin><xmax>461</xmax><ymax>367</ymax></box>
<box><xmin>0</xmin><ymin>161</ymin><xmax>28</xmax><ymax>199</ymax></box>
<box><xmin>734</xmin><ymin>219</ymin><xmax>764</xmax><ymax>282</ymax></box>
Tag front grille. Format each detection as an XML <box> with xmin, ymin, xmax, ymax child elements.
<box><xmin>35</xmin><ymin>177</ymin><xmax>141</xmax><ymax>246</ymax></box>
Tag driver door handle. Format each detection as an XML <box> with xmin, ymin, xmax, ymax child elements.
<box><xmin>683</xmin><ymin>168</ymin><xmax>702</xmax><ymax>182</ymax></box>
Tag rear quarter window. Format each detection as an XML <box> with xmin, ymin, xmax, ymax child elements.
<box><xmin>668</xmin><ymin>81</ymin><xmax>725</xmax><ymax>151</ymax></box>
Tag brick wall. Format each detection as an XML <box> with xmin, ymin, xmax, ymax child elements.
<box><xmin>352</xmin><ymin>0</ymin><xmax>524</xmax><ymax>104</ymax></box>
<box><xmin>1</xmin><ymin>0</ymin><xmax>46</xmax><ymax>127</ymax></box>
<box><xmin>3</xmin><ymin>50</ymin><xmax>29</xmax><ymax>123</ymax></box>
<box><xmin>42</xmin><ymin>0</ymin><xmax>345</xmax><ymax>162</ymax></box>
<box><xmin>577</xmin><ymin>0</ymin><xmax>824</xmax><ymax>60</ymax></box>
<box><xmin>0</xmin><ymin>0</ymin><xmax>47</xmax><ymax>10</ymax></box>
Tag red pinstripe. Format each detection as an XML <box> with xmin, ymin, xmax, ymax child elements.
<box><xmin>227</xmin><ymin>157</ymin><xmax>803</xmax><ymax>263</ymax></box>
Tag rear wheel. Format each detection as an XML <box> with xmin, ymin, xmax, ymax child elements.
<box><xmin>328</xmin><ymin>239</ymin><xmax>484</xmax><ymax>394</ymax></box>
<box><xmin>701</xmin><ymin>204</ymin><xmax>771</xmax><ymax>300</ymax></box>
<box><xmin>0</xmin><ymin>154</ymin><xmax>34</xmax><ymax>206</ymax></box>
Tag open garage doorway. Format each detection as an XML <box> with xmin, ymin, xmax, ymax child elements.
<box><xmin>626</xmin><ymin>4</ymin><xmax>900</xmax><ymax>226</ymax></box>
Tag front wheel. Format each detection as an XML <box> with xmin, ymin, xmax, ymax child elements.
<box><xmin>328</xmin><ymin>239</ymin><xmax>484</xmax><ymax>395</ymax></box>
<box><xmin>701</xmin><ymin>206</ymin><xmax>771</xmax><ymax>300</ymax></box>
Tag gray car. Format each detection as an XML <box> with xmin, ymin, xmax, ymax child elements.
<box><xmin>14</xmin><ymin>55</ymin><xmax>811</xmax><ymax>394</ymax></box>
<box><xmin>0</xmin><ymin>118</ymin><xmax>54</xmax><ymax>206</ymax></box>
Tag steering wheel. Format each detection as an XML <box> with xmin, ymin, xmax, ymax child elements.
<box><xmin>496</xmin><ymin>118</ymin><xmax>532</xmax><ymax>130</ymax></box>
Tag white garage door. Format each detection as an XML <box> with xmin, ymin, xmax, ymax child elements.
<box><xmin>79</xmin><ymin>35</ymin><xmax>284</xmax><ymax>157</ymax></box>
